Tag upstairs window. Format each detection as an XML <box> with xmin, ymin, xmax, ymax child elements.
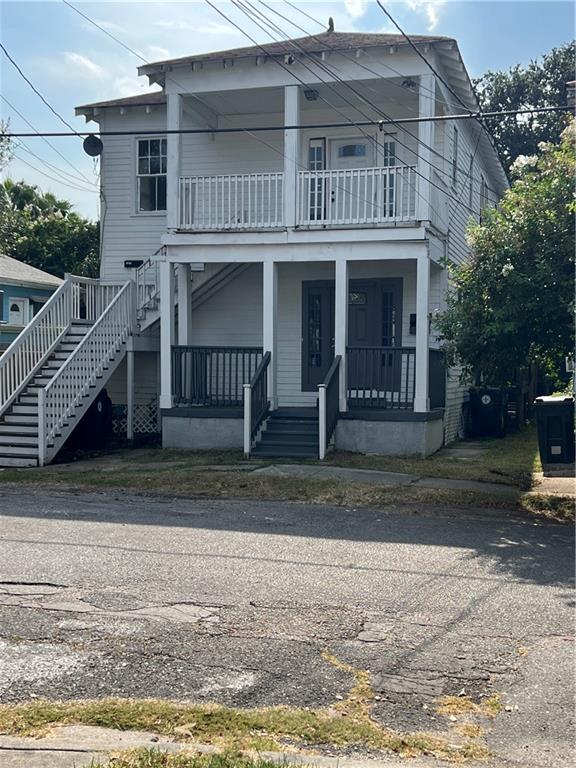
<box><xmin>451</xmin><ymin>125</ymin><xmax>459</xmax><ymax>186</ymax></box>
<box><xmin>137</xmin><ymin>137</ymin><xmax>167</xmax><ymax>212</ymax></box>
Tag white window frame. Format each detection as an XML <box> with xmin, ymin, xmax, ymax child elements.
<box><xmin>135</xmin><ymin>135</ymin><xmax>167</xmax><ymax>215</ymax></box>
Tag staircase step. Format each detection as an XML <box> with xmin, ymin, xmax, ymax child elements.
<box><xmin>0</xmin><ymin>434</ymin><xmax>38</xmax><ymax>446</ymax></box>
<box><xmin>251</xmin><ymin>444</ymin><xmax>318</xmax><ymax>459</ymax></box>
<box><xmin>259</xmin><ymin>433</ymin><xmax>318</xmax><ymax>446</ymax></box>
<box><xmin>0</xmin><ymin>444</ymin><xmax>38</xmax><ymax>456</ymax></box>
<box><xmin>0</xmin><ymin>424</ymin><xmax>38</xmax><ymax>435</ymax></box>
<box><xmin>0</xmin><ymin>455</ymin><xmax>38</xmax><ymax>468</ymax></box>
<box><xmin>4</xmin><ymin>414</ymin><xmax>38</xmax><ymax>425</ymax></box>
<box><xmin>264</xmin><ymin>423</ymin><xmax>319</xmax><ymax>435</ymax></box>
<box><xmin>12</xmin><ymin>404</ymin><xmax>38</xmax><ymax>415</ymax></box>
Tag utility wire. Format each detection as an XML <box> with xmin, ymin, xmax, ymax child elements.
<box><xmin>1</xmin><ymin>95</ymin><xmax>96</xmax><ymax>187</ymax></box>
<box><xmin>12</xmin><ymin>153</ymin><xmax>99</xmax><ymax>194</ymax></box>
<box><xmin>218</xmin><ymin>0</ymin><xmax>494</xmax><ymax>215</ymax></box>
<box><xmin>375</xmin><ymin>0</ymin><xmax>472</xmax><ymax>113</ymax></box>
<box><xmin>62</xmin><ymin>0</ymin><xmax>148</xmax><ymax>63</ymax></box>
<box><xmin>4</xmin><ymin>106</ymin><xmax>569</xmax><ymax>138</ymax></box>
<box><xmin>14</xmin><ymin>139</ymin><xmax>98</xmax><ymax>192</ymax></box>
<box><xmin>0</xmin><ymin>42</ymin><xmax>80</xmax><ymax>135</ymax></box>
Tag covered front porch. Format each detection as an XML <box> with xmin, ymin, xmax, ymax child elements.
<box><xmin>159</xmin><ymin>243</ymin><xmax>446</xmax><ymax>457</ymax></box>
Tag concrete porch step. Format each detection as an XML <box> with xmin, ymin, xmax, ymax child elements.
<box><xmin>251</xmin><ymin>444</ymin><xmax>319</xmax><ymax>459</ymax></box>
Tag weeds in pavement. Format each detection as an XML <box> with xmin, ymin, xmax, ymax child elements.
<box><xmin>88</xmin><ymin>750</ymin><xmax>288</xmax><ymax>768</ymax></box>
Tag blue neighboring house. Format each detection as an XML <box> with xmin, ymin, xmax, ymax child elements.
<box><xmin>0</xmin><ymin>253</ymin><xmax>63</xmax><ymax>350</ymax></box>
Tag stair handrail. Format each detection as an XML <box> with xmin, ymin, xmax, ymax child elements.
<box><xmin>135</xmin><ymin>257</ymin><xmax>160</xmax><ymax>313</ymax></box>
<box><xmin>243</xmin><ymin>350</ymin><xmax>271</xmax><ymax>456</ymax></box>
<box><xmin>38</xmin><ymin>281</ymin><xmax>134</xmax><ymax>465</ymax></box>
<box><xmin>0</xmin><ymin>275</ymin><xmax>118</xmax><ymax>418</ymax></box>
<box><xmin>318</xmin><ymin>355</ymin><xmax>341</xmax><ymax>460</ymax></box>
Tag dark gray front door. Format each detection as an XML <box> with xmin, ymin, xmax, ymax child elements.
<box><xmin>302</xmin><ymin>281</ymin><xmax>334</xmax><ymax>391</ymax></box>
<box><xmin>302</xmin><ymin>278</ymin><xmax>402</xmax><ymax>394</ymax></box>
<box><xmin>348</xmin><ymin>278</ymin><xmax>403</xmax><ymax>391</ymax></box>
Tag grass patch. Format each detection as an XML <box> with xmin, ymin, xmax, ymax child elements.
<box><xmin>436</xmin><ymin>695</ymin><xmax>502</xmax><ymax>719</ymax></box>
<box><xmin>325</xmin><ymin>426</ymin><xmax>541</xmax><ymax>490</ymax></box>
<box><xmin>87</xmin><ymin>752</ymin><xmax>286</xmax><ymax>768</ymax></box>
<box><xmin>521</xmin><ymin>493</ymin><xmax>575</xmax><ymax>523</ymax></box>
<box><xmin>0</xmin><ymin>697</ymin><xmax>488</xmax><ymax>762</ymax></box>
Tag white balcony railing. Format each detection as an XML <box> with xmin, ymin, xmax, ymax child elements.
<box><xmin>177</xmin><ymin>165</ymin><xmax>417</xmax><ymax>231</ymax></box>
<box><xmin>179</xmin><ymin>173</ymin><xmax>284</xmax><ymax>230</ymax></box>
<box><xmin>298</xmin><ymin>165</ymin><xmax>417</xmax><ymax>226</ymax></box>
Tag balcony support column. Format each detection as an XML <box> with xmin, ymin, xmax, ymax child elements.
<box><xmin>167</xmin><ymin>93</ymin><xmax>182</xmax><ymax>231</ymax></box>
<box><xmin>283</xmin><ymin>85</ymin><xmax>300</xmax><ymax>228</ymax></box>
<box><xmin>334</xmin><ymin>259</ymin><xmax>348</xmax><ymax>412</ymax></box>
<box><xmin>414</xmin><ymin>254</ymin><xmax>430</xmax><ymax>413</ymax></box>
<box><xmin>416</xmin><ymin>73</ymin><xmax>435</xmax><ymax>222</ymax></box>
<box><xmin>176</xmin><ymin>263</ymin><xmax>192</xmax><ymax>345</ymax></box>
<box><xmin>262</xmin><ymin>260</ymin><xmax>278</xmax><ymax>410</ymax></box>
<box><xmin>159</xmin><ymin>261</ymin><xmax>175</xmax><ymax>410</ymax></box>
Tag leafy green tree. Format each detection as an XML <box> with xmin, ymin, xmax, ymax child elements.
<box><xmin>0</xmin><ymin>120</ymin><xmax>13</xmax><ymax>171</ymax></box>
<box><xmin>436</xmin><ymin>122</ymin><xmax>575</xmax><ymax>386</ymax></box>
<box><xmin>475</xmin><ymin>42</ymin><xmax>575</xmax><ymax>168</ymax></box>
<box><xmin>0</xmin><ymin>180</ymin><xmax>99</xmax><ymax>278</ymax></box>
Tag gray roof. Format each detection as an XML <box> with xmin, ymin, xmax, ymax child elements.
<box><xmin>138</xmin><ymin>31</ymin><xmax>452</xmax><ymax>75</ymax></box>
<box><xmin>0</xmin><ymin>254</ymin><xmax>63</xmax><ymax>289</ymax></box>
<box><xmin>76</xmin><ymin>91</ymin><xmax>165</xmax><ymax>113</ymax></box>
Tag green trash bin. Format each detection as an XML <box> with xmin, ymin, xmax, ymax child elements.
<box><xmin>534</xmin><ymin>396</ymin><xmax>575</xmax><ymax>465</ymax></box>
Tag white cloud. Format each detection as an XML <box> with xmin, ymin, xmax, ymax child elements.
<box><xmin>64</xmin><ymin>52</ymin><xmax>106</xmax><ymax>79</ymax></box>
<box><xmin>403</xmin><ymin>0</ymin><xmax>447</xmax><ymax>31</ymax></box>
<box><xmin>146</xmin><ymin>45</ymin><xmax>171</xmax><ymax>61</ymax></box>
<box><xmin>110</xmin><ymin>74</ymin><xmax>158</xmax><ymax>98</ymax></box>
<box><xmin>344</xmin><ymin>0</ymin><xmax>368</xmax><ymax>19</ymax></box>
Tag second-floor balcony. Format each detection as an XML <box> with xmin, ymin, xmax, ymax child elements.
<box><xmin>177</xmin><ymin>164</ymin><xmax>417</xmax><ymax>231</ymax></box>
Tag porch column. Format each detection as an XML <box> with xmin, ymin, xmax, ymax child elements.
<box><xmin>176</xmin><ymin>263</ymin><xmax>192</xmax><ymax>345</ymax></box>
<box><xmin>334</xmin><ymin>259</ymin><xmax>348</xmax><ymax>412</ymax></box>
<box><xmin>283</xmin><ymin>85</ymin><xmax>300</xmax><ymax>228</ymax></box>
<box><xmin>414</xmin><ymin>255</ymin><xmax>430</xmax><ymax>413</ymax></box>
<box><xmin>126</xmin><ymin>348</ymin><xmax>135</xmax><ymax>440</ymax></box>
<box><xmin>262</xmin><ymin>260</ymin><xmax>278</xmax><ymax>410</ymax></box>
<box><xmin>416</xmin><ymin>73</ymin><xmax>435</xmax><ymax>222</ymax></box>
<box><xmin>159</xmin><ymin>260</ymin><xmax>175</xmax><ymax>410</ymax></box>
<box><xmin>167</xmin><ymin>93</ymin><xmax>182</xmax><ymax>231</ymax></box>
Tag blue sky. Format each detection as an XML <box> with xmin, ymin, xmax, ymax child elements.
<box><xmin>1</xmin><ymin>1</ymin><xmax>574</xmax><ymax>218</ymax></box>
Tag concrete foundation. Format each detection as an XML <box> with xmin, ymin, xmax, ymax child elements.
<box><xmin>335</xmin><ymin>417</ymin><xmax>444</xmax><ymax>457</ymax></box>
<box><xmin>162</xmin><ymin>415</ymin><xmax>243</xmax><ymax>450</ymax></box>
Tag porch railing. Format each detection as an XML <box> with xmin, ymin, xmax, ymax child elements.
<box><xmin>243</xmin><ymin>350</ymin><xmax>271</xmax><ymax>455</ymax></box>
<box><xmin>298</xmin><ymin>165</ymin><xmax>417</xmax><ymax>226</ymax></box>
<box><xmin>0</xmin><ymin>276</ymin><xmax>123</xmax><ymax>419</ymax></box>
<box><xmin>172</xmin><ymin>346</ymin><xmax>263</xmax><ymax>407</ymax></box>
<box><xmin>318</xmin><ymin>355</ymin><xmax>341</xmax><ymax>460</ymax></box>
<box><xmin>347</xmin><ymin>346</ymin><xmax>416</xmax><ymax>409</ymax></box>
<box><xmin>135</xmin><ymin>258</ymin><xmax>159</xmax><ymax>315</ymax></box>
<box><xmin>179</xmin><ymin>173</ymin><xmax>284</xmax><ymax>230</ymax></box>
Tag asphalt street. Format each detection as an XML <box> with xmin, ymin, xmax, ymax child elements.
<box><xmin>0</xmin><ymin>487</ymin><xmax>573</xmax><ymax>767</ymax></box>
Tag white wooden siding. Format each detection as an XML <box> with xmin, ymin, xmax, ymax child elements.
<box><xmin>105</xmin><ymin>351</ymin><xmax>159</xmax><ymax>406</ymax></box>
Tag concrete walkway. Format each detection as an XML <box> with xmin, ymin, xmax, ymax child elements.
<box><xmin>253</xmin><ymin>463</ymin><xmax>523</xmax><ymax>497</ymax></box>
<box><xmin>0</xmin><ymin>726</ymin><xmax>452</xmax><ymax>768</ymax></box>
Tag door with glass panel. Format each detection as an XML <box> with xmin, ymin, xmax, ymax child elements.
<box><xmin>301</xmin><ymin>281</ymin><xmax>335</xmax><ymax>391</ymax></box>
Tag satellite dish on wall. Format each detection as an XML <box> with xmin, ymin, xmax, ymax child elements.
<box><xmin>83</xmin><ymin>134</ymin><xmax>103</xmax><ymax>157</ymax></box>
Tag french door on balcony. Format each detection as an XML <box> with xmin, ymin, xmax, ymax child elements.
<box><xmin>305</xmin><ymin>136</ymin><xmax>397</xmax><ymax>223</ymax></box>
<box><xmin>302</xmin><ymin>278</ymin><xmax>403</xmax><ymax>393</ymax></box>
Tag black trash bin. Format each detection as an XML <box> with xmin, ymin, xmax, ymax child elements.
<box><xmin>534</xmin><ymin>396</ymin><xmax>575</xmax><ymax>465</ymax></box>
<box><xmin>468</xmin><ymin>386</ymin><xmax>508</xmax><ymax>438</ymax></box>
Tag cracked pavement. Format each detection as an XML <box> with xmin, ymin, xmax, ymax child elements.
<box><xmin>0</xmin><ymin>487</ymin><xmax>573</xmax><ymax>766</ymax></box>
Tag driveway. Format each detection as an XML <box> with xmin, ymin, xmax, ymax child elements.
<box><xmin>0</xmin><ymin>487</ymin><xmax>573</xmax><ymax>766</ymax></box>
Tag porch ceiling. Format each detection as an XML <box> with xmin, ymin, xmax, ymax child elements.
<box><xmin>186</xmin><ymin>77</ymin><xmax>416</xmax><ymax>117</ymax></box>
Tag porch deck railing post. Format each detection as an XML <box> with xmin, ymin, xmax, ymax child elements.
<box><xmin>159</xmin><ymin>261</ymin><xmax>175</xmax><ymax>410</ymax></box>
<box><xmin>243</xmin><ymin>383</ymin><xmax>252</xmax><ymax>456</ymax></box>
<box><xmin>318</xmin><ymin>384</ymin><xmax>327</xmax><ymax>460</ymax></box>
<box><xmin>414</xmin><ymin>254</ymin><xmax>431</xmax><ymax>412</ymax></box>
<box><xmin>283</xmin><ymin>85</ymin><xmax>300</xmax><ymax>229</ymax></box>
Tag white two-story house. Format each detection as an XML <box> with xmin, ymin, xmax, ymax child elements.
<box><xmin>0</xmin><ymin>31</ymin><xmax>507</xmax><ymax>466</ymax></box>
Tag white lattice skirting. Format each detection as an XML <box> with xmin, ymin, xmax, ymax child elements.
<box><xmin>112</xmin><ymin>402</ymin><xmax>160</xmax><ymax>435</ymax></box>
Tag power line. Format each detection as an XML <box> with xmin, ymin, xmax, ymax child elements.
<box><xmin>0</xmin><ymin>42</ymin><xmax>79</xmax><ymax>135</ymax></box>
<box><xmin>12</xmin><ymin>153</ymin><xmax>99</xmax><ymax>195</ymax></box>
<box><xmin>207</xmin><ymin>0</ymin><xmax>482</xmax><ymax>217</ymax></box>
<box><xmin>62</xmin><ymin>0</ymin><xmax>148</xmax><ymax>63</ymax></box>
<box><xmin>375</xmin><ymin>0</ymin><xmax>472</xmax><ymax>113</ymax></box>
<box><xmin>14</xmin><ymin>139</ymin><xmax>98</xmax><ymax>192</ymax></box>
<box><xmin>3</xmin><ymin>106</ymin><xmax>569</xmax><ymax>138</ymax></box>
<box><xmin>1</xmin><ymin>95</ymin><xmax>97</xmax><ymax>187</ymax></box>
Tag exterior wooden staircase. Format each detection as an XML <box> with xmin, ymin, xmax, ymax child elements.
<box><xmin>251</xmin><ymin>408</ymin><xmax>320</xmax><ymax>459</ymax></box>
<box><xmin>0</xmin><ymin>276</ymin><xmax>134</xmax><ymax>467</ymax></box>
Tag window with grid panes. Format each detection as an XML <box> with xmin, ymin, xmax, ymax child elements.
<box><xmin>137</xmin><ymin>137</ymin><xmax>167</xmax><ymax>212</ymax></box>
